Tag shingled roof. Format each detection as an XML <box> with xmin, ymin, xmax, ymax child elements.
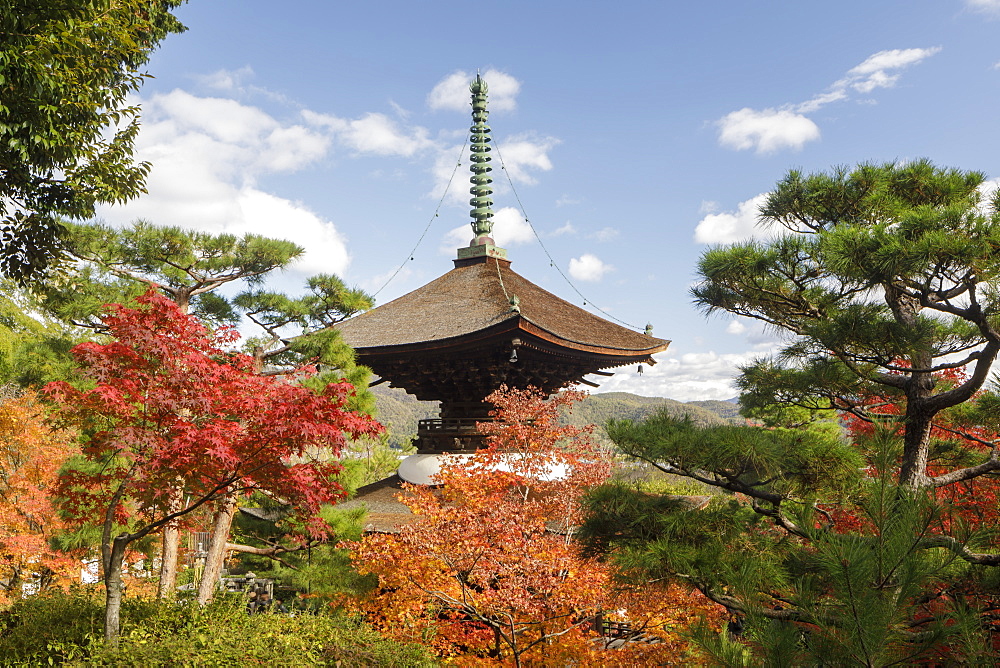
<box><xmin>337</xmin><ymin>256</ymin><xmax>669</xmax><ymax>358</ymax></box>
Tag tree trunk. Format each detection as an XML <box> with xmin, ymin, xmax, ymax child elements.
<box><xmin>196</xmin><ymin>494</ymin><xmax>237</xmax><ymax>605</ymax></box>
<box><xmin>156</xmin><ymin>486</ymin><xmax>183</xmax><ymax>598</ymax></box>
<box><xmin>899</xmin><ymin>402</ymin><xmax>935</xmax><ymax>489</ymax></box>
<box><xmin>887</xmin><ymin>285</ymin><xmax>936</xmax><ymax>490</ymax></box>
<box><xmin>104</xmin><ymin>535</ymin><xmax>130</xmax><ymax>645</ymax></box>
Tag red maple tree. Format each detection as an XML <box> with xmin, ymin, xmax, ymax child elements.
<box><xmin>46</xmin><ymin>291</ymin><xmax>381</xmax><ymax>642</ymax></box>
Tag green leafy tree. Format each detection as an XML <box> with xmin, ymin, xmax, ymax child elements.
<box><xmin>0</xmin><ymin>285</ymin><xmax>84</xmax><ymax>387</ymax></box>
<box><xmin>0</xmin><ymin>0</ymin><xmax>185</xmax><ymax>281</ymax></box>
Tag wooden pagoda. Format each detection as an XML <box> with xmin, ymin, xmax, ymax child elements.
<box><xmin>337</xmin><ymin>74</ymin><xmax>668</xmax><ymax>453</ymax></box>
<box><xmin>335</xmin><ymin>76</ymin><xmax>668</xmax><ymax>528</ymax></box>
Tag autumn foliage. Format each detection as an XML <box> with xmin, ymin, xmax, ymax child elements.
<box><xmin>48</xmin><ymin>291</ymin><xmax>381</xmax><ymax>539</ymax></box>
<box><xmin>45</xmin><ymin>291</ymin><xmax>382</xmax><ymax>640</ymax></box>
<box><xmin>350</xmin><ymin>387</ymin><xmax>722</xmax><ymax>665</ymax></box>
<box><xmin>0</xmin><ymin>389</ymin><xmax>79</xmax><ymax>604</ymax></box>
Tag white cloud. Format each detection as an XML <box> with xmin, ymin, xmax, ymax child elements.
<box><xmin>491</xmin><ymin>207</ymin><xmax>534</xmax><ymax>246</ymax></box>
<box><xmin>342</xmin><ymin>113</ymin><xmax>433</xmax><ymax>156</ymax></box>
<box><xmin>568</xmin><ymin>253</ymin><xmax>613</xmax><ymax>282</ymax></box>
<box><xmin>717</xmin><ymin>108</ymin><xmax>820</xmax><ymax>154</ymax></box>
<box><xmin>359</xmin><ymin>265</ymin><xmax>414</xmax><ymax>297</ymax></box>
<box><xmin>589</xmin><ymin>349</ymin><xmax>757</xmax><ymax>402</ymax></box>
<box><xmin>235</xmin><ymin>189</ymin><xmax>349</xmax><ymax>275</ymax></box>
<box><xmin>442</xmin><ymin>206</ymin><xmax>533</xmax><ymax>251</ymax></box>
<box><xmin>694</xmin><ymin>193</ymin><xmax>771</xmax><ymax>244</ymax></box>
<box><xmin>427</xmin><ymin>69</ymin><xmax>521</xmax><ymax>112</ymax></box>
<box><xmin>191</xmin><ymin>67</ymin><xmax>292</xmax><ymax>105</ymax></box>
<box><xmin>302</xmin><ymin>110</ymin><xmax>433</xmax><ymax>157</ymax></box>
<box><xmin>794</xmin><ymin>89</ymin><xmax>849</xmax><ymax>115</ymax></box>
<box><xmin>95</xmin><ymin>90</ymin><xmax>350</xmax><ymax>276</ymax></box>
<box><xmin>978</xmin><ymin>177</ymin><xmax>1000</xmax><ymax>214</ymax></box>
<box><xmin>388</xmin><ymin>99</ymin><xmax>411</xmax><ymax>120</ymax></box>
<box><xmin>718</xmin><ymin>47</ymin><xmax>941</xmax><ymax>154</ymax></box>
<box><xmin>966</xmin><ymin>0</ymin><xmax>1000</xmax><ymax>16</ymax></box>
<box><xmin>494</xmin><ymin>134</ymin><xmax>559</xmax><ymax>184</ymax></box>
<box><xmin>726</xmin><ymin>321</ymin><xmax>747</xmax><ymax>335</ymax></box>
<box><xmin>555</xmin><ymin>195</ymin><xmax>580</xmax><ymax>207</ymax></box>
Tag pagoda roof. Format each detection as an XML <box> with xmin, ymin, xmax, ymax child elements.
<box><xmin>336</xmin><ymin>255</ymin><xmax>669</xmax><ymax>360</ymax></box>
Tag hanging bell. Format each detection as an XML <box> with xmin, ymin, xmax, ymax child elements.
<box><xmin>637</xmin><ymin>364</ymin><xmax>644</xmax><ymax>375</ymax></box>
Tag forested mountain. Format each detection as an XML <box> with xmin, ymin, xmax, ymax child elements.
<box><xmin>371</xmin><ymin>386</ymin><xmax>741</xmax><ymax>445</ymax></box>
<box><xmin>369</xmin><ymin>386</ymin><xmax>441</xmax><ymax>446</ymax></box>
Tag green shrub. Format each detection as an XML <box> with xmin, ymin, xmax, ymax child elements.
<box><xmin>0</xmin><ymin>586</ymin><xmax>103</xmax><ymax>665</ymax></box>
<box><xmin>0</xmin><ymin>588</ymin><xmax>434</xmax><ymax>667</ymax></box>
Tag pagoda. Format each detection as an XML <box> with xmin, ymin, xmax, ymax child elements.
<box><xmin>335</xmin><ymin>76</ymin><xmax>669</xmax><ymax>527</ymax></box>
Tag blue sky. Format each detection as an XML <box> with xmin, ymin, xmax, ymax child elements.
<box><xmin>95</xmin><ymin>0</ymin><xmax>1000</xmax><ymax>401</ymax></box>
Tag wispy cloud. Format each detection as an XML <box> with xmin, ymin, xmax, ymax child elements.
<box><xmin>193</xmin><ymin>66</ymin><xmax>293</xmax><ymax>104</ymax></box>
<box><xmin>966</xmin><ymin>0</ymin><xmax>1000</xmax><ymax>17</ymax></box>
<box><xmin>550</xmin><ymin>221</ymin><xmax>576</xmax><ymax>237</ymax></box>
<box><xmin>717</xmin><ymin>47</ymin><xmax>942</xmax><ymax>154</ymax></box>
<box><xmin>588</xmin><ymin>227</ymin><xmax>620</xmax><ymax>242</ymax></box>
<box><xmin>494</xmin><ymin>133</ymin><xmax>559</xmax><ymax>185</ymax></box>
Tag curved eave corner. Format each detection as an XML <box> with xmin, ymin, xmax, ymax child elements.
<box><xmin>516</xmin><ymin>316</ymin><xmax>671</xmax><ymax>361</ymax></box>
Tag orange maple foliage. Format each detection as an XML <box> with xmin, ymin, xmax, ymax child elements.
<box><xmin>0</xmin><ymin>389</ymin><xmax>80</xmax><ymax>605</ymax></box>
<box><xmin>349</xmin><ymin>387</ymin><xmax>722</xmax><ymax>665</ymax></box>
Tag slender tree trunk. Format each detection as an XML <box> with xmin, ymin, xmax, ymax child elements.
<box><xmin>196</xmin><ymin>494</ymin><xmax>237</xmax><ymax>605</ymax></box>
<box><xmin>157</xmin><ymin>486</ymin><xmax>183</xmax><ymax>598</ymax></box>
<box><xmin>104</xmin><ymin>535</ymin><xmax>130</xmax><ymax>645</ymax></box>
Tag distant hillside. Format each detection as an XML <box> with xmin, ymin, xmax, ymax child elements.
<box><xmin>371</xmin><ymin>386</ymin><xmax>742</xmax><ymax>445</ymax></box>
<box><xmin>687</xmin><ymin>398</ymin><xmax>742</xmax><ymax>420</ymax></box>
<box><xmin>369</xmin><ymin>386</ymin><xmax>439</xmax><ymax>446</ymax></box>
<box><xmin>564</xmin><ymin>392</ymin><xmax>735</xmax><ymax>429</ymax></box>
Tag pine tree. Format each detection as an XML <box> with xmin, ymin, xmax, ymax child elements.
<box><xmin>581</xmin><ymin>161</ymin><xmax>1000</xmax><ymax>663</ymax></box>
